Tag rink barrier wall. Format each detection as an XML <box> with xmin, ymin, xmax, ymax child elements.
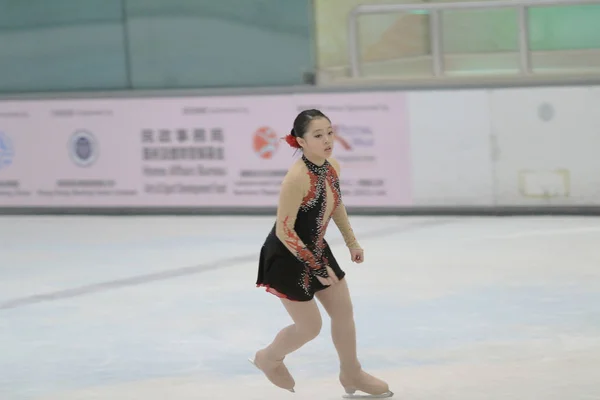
<box><xmin>1</xmin><ymin>81</ymin><xmax>600</xmax><ymax>216</ymax></box>
<box><xmin>2</xmin><ymin>206</ymin><xmax>600</xmax><ymax>216</ymax></box>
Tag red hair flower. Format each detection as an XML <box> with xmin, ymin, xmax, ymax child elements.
<box><xmin>284</xmin><ymin>133</ymin><xmax>301</xmax><ymax>149</ymax></box>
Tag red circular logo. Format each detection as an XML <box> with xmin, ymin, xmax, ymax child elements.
<box><xmin>253</xmin><ymin>126</ymin><xmax>279</xmax><ymax>159</ymax></box>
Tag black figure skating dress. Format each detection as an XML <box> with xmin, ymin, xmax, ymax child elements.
<box><xmin>256</xmin><ymin>155</ymin><xmax>361</xmax><ymax>302</ymax></box>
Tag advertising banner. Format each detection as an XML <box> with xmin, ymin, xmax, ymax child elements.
<box><xmin>0</xmin><ymin>91</ymin><xmax>411</xmax><ymax>208</ymax></box>
<box><xmin>132</xmin><ymin>94</ymin><xmax>297</xmax><ymax>207</ymax></box>
<box><xmin>0</xmin><ymin>99</ymin><xmax>141</xmax><ymax>207</ymax></box>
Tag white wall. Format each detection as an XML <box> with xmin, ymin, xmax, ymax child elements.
<box><xmin>409</xmin><ymin>85</ymin><xmax>600</xmax><ymax>206</ymax></box>
<box><xmin>408</xmin><ymin>89</ymin><xmax>493</xmax><ymax>206</ymax></box>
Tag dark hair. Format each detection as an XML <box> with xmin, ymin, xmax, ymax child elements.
<box><xmin>290</xmin><ymin>109</ymin><xmax>330</xmax><ymax>138</ymax></box>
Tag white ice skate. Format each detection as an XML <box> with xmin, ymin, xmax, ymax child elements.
<box><xmin>342</xmin><ymin>389</ymin><xmax>394</xmax><ymax>399</ymax></box>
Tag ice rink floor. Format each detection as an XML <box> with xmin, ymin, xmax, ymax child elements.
<box><xmin>1</xmin><ymin>215</ymin><xmax>599</xmax><ymax>400</ymax></box>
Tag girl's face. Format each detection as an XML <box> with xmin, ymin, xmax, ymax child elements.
<box><xmin>297</xmin><ymin>117</ymin><xmax>334</xmax><ymax>161</ymax></box>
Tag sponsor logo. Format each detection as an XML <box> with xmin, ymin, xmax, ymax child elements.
<box><xmin>333</xmin><ymin>125</ymin><xmax>374</xmax><ymax>150</ymax></box>
<box><xmin>69</xmin><ymin>130</ymin><xmax>98</xmax><ymax>167</ymax></box>
<box><xmin>0</xmin><ymin>131</ymin><xmax>15</xmax><ymax>170</ymax></box>
<box><xmin>253</xmin><ymin>126</ymin><xmax>279</xmax><ymax>159</ymax></box>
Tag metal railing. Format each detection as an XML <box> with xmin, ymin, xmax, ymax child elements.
<box><xmin>348</xmin><ymin>0</ymin><xmax>600</xmax><ymax>78</ymax></box>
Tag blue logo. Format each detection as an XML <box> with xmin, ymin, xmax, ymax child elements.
<box><xmin>0</xmin><ymin>131</ymin><xmax>15</xmax><ymax>170</ymax></box>
<box><xmin>69</xmin><ymin>130</ymin><xmax>98</xmax><ymax>167</ymax></box>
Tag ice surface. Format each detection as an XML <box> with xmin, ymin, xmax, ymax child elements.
<box><xmin>1</xmin><ymin>215</ymin><xmax>599</xmax><ymax>400</ymax></box>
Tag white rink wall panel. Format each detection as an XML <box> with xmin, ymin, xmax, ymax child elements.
<box><xmin>407</xmin><ymin>90</ymin><xmax>494</xmax><ymax>206</ymax></box>
<box><xmin>489</xmin><ymin>86</ymin><xmax>600</xmax><ymax>206</ymax></box>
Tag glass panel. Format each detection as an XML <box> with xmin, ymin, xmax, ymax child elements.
<box><xmin>314</xmin><ymin>0</ymin><xmax>432</xmax><ymax>80</ymax></box>
<box><xmin>356</xmin><ymin>10</ymin><xmax>432</xmax><ymax>78</ymax></box>
<box><xmin>125</xmin><ymin>0</ymin><xmax>314</xmax><ymax>89</ymax></box>
<box><xmin>441</xmin><ymin>8</ymin><xmax>520</xmax><ymax>76</ymax></box>
<box><xmin>318</xmin><ymin>0</ymin><xmax>600</xmax><ymax>81</ymax></box>
<box><xmin>529</xmin><ymin>5</ymin><xmax>600</xmax><ymax>74</ymax></box>
<box><xmin>0</xmin><ymin>0</ymin><xmax>128</xmax><ymax>93</ymax></box>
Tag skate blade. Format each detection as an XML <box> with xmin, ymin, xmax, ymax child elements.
<box><xmin>342</xmin><ymin>390</ymin><xmax>394</xmax><ymax>399</ymax></box>
<box><xmin>248</xmin><ymin>357</ymin><xmax>295</xmax><ymax>393</ymax></box>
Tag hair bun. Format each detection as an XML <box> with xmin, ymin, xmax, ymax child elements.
<box><xmin>290</xmin><ymin>128</ymin><xmax>295</xmax><ymax>136</ymax></box>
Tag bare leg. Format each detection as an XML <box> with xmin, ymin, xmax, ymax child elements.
<box><xmin>316</xmin><ymin>278</ymin><xmax>392</xmax><ymax>397</ymax></box>
<box><xmin>253</xmin><ymin>298</ymin><xmax>322</xmax><ymax>392</ymax></box>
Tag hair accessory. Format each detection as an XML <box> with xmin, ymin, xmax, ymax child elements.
<box><xmin>285</xmin><ymin>133</ymin><xmax>301</xmax><ymax>148</ymax></box>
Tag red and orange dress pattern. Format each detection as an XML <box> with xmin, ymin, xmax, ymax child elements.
<box><xmin>256</xmin><ymin>155</ymin><xmax>361</xmax><ymax>301</ymax></box>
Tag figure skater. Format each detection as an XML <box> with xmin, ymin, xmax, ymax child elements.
<box><xmin>250</xmin><ymin>109</ymin><xmax>393</xmax><ymax>398</ymax></box>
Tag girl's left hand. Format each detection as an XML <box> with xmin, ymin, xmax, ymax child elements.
<box><xmin>350</xmin><ymin>248</ymin><xmax>364</xmax><ymax>263</ymax></box>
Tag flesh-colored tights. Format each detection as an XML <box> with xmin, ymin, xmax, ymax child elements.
<box><xmin>256</xmin><ymin>278</ymin><xmax>390</xmax><ymax>395</ymax></box>
<box><xmin>262</xmin><ymin>277</ymin><xmax>360</xmax><ymax>371</ymax></box>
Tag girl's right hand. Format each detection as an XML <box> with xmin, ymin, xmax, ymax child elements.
<box><xmin>316</xmin><ymin>266</ymin><xmax>339</xmax><ymax>286</ymax></box>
